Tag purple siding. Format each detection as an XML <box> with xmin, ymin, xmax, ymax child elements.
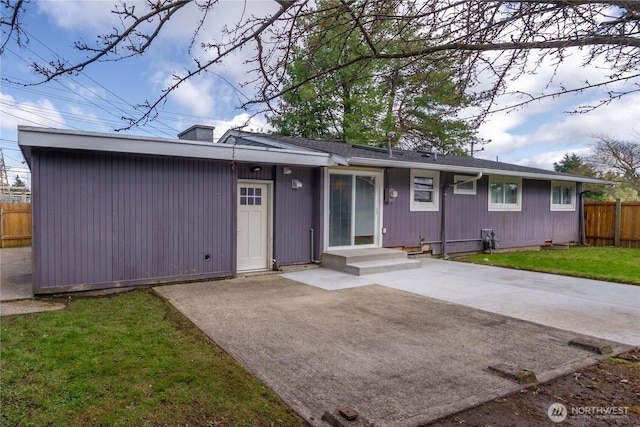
<box><xmin>32</xmin><ymin>149</ymin><xmax>235</xmax><ymax>294</ymax></box>
<box><xmin>31</xmin><ymin>145</ymin><xmax>582</xmax><ymax>294</ymax></box>
<box><xmin>383</xmin><ymin>168</ymin><xmax>441</xmax><ymax>247</ymax></box>
<box><xmin>273</xmin><ymin>167</ymin><xmax>321</xmax><ymax>265</ymax></box>
<box><xmin>237</xmin><ymin>163</ymin><xmax>275</xmax><ymax>181</ymax></box>
<box><xmin>383</xmin><ymin>170</ymin><xmax>580</xmax><ymax>253</ymax></box>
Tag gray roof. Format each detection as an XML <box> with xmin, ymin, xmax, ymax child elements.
<box><xmin>18</xmin><ymin>126</ymin><xmax>608</xmax><ymax>185</ymax></box>
<box><xmin>223</xmin><ymin>130</ymin><xmax>607</xmax><ymax>184</ymax></box>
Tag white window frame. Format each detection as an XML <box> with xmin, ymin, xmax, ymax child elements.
<box><xmin>453</xmin><ymin>174</ymin><xmax>477</xmax><ymax>195</ymax></box>
<box><xmin>410</xmin><ymin>169</ymin><xmax>439</xmax><ymax>211</ymax></box>
<box><xmin>550</xmin><ymin>181</ymin><xmax>576</xmax><ymax>211</ymax></box>
<box><xmin>488</xmin><ymin>176</ymin><xmax>522</xmax><ymax>211</ymax></box>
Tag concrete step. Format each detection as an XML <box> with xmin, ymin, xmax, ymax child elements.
<box><xmin>321</xmin><ymin>248</ymin><xmax>422</xmax><ymax>276</ymax></box>
<box><xmin>322</xmin><ymin>248</ymin><xmax>408</xmax><ymax>267</ymax></box>
<box><xmin>344</xmin><ymin>258</ymin><xmax>422</xmax><ymax>276</ymax></box>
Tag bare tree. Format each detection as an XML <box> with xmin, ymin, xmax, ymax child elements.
<box><xmin>2</xmin><ymin>0</ymin><xmax>639</xmax><ymax>129</ymax></box>
<box><xmin>590</xmin><ymin>135</ymin><xmax>640</xmax><ymax>184</ymax></box>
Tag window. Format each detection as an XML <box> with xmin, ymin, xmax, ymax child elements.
<box><xmin>410</xmin><ymin>170</ymin><xmax>439</xmax><ymax>211</ymax></box>
<box><xmin>453</xmin><ymin>175</ymin><xmax>477</xmax><ymax>195</ymax></box>
<box><xmin>550</xmin><ymin>181</ymin><xmax>576</xmax><ymax>211</ymax></box>
<box><xmin>488</xmin><ymin>176</ymin><xmax>522</xmax><ymax>211</ymax></box>
<box><xmin>240</xmin><ymin>187</ymin><xmax>262</xmax><ymax>206</ymax></box>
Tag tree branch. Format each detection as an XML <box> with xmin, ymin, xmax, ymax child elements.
<box><xmin>3</xmin><ymin>0</ymin><xmax>639</xmax><ymax>130</ymax></box>
<box><xmin>122</xmin><ymin>0</ymin><xmax>297</xmax><ymax>128</ymax></box>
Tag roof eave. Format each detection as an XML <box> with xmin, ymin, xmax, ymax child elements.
<box><xmin>346</xmin><ymin>157</ymin><xmax>611</xmax><ymax>184</ymax></box>
<box><xmin>18</xmin><ymin>126</ymin><xmax>335</xmax><ymax>167</ymax></box>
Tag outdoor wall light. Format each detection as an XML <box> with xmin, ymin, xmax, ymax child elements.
<box><xmin>292</xmin><ymin>179</ymin><xmax>303</xmax><ymax>189</ymax></box>
<box><xmin>250</xmin><ymin>165</ymin><xmax>262</xmax><ymax>173</ymax></box>
<box><xmin>283</xmin><ymin>167</ymin><xmax>292</xmax><ymax>175</ymax></box>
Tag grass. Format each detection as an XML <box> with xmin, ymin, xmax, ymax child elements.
<box><xmin>0</xmin><ymin>290</ymin><xmax>303</xmax><ymax>427</ymax></box>
<box><xmin>455</xmin><ymin>246</ymin><xmax>640</xmax><ymax>285</ymax></box>
<box><xmin>608</xmin><ymin>356</ymin><xmax>640</xmax><ymax>371</ymax></box>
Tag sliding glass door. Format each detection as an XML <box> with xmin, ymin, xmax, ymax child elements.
<box><xmin>328</xmin><ymin>170</ymin><xmax>381</xmax><ymax>248</ymax></box>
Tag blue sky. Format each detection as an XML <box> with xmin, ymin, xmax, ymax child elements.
<box><xmin>2</xmin><ymin>1</ymin><xmax>639</xmax><ymax>187</ymax></box>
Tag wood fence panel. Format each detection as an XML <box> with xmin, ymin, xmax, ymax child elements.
<box><xmin>620</xmin><ymin>202</ymin><xmax>640</xmax><ymax>248</ymax></box>
<box><xmin>0</xmin><ymin>203</ymin><xmax>32</xmax><ymax>248</ymax></box>
<box><xmin>584</xmin><ymin>201</ymin><xmax>640</xmax><ymax>248</ymax></box>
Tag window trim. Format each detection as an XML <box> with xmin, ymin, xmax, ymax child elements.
<box><xmin>488</xmin><ymin>176</ymin><xmax>522</xmax><ymax>212</ymax></box>
<box><xmin>410</xmin><ymin>169</ymin><xmax>440</xmax><ymax>211</ymax></box>
<box><xmin>453</xmin><ymin>174</ymin><xmax>477</xmax><ymax>195</ymax></box>
<box><xmin>550</xmin><ymin>181</ymin><xmax>576</xmax><ymax>211</ymax></box>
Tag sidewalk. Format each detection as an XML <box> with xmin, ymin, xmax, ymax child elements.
<box><xmin>0</xmin><ymin>247</ymin><xmax>64</xmax><ymax>316</ymax></box>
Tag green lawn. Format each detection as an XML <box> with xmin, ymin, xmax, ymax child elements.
<box><xmin>456</xmin><ymin>246</ymin><xmax>640</xmax><ymax>285</ymax></box>
<box><xmin>0</xmin><ymin>290</ymin><xmax>303</xmax><ymax>427</ymax></box>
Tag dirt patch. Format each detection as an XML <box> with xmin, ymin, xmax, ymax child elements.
<box><xmin>428</xmin><ymin>348</ymin><xmax>640</xmax><ymax>426</ymax></box>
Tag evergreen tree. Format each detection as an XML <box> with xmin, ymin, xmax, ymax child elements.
<box><xmin>268</xmin><ymin>0</ymin><xmax>476</xmax><ymax>154</ymax></box>
<box><xmin>12</xmin><ymin>175</ymin><xmax>25</xmax><ymax>188</ymax></box>
<box><xmin>554</xmin><ymin>153</ymin><xmax>585</xmax><ymax>173</ymax></box>
<box><xmin>553</xmin><ymin>152</ymin><xmax>639</xmax><ymax>201</ymax></box>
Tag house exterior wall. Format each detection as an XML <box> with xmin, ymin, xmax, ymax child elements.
<box><xmin>383</xmin><ymin>168</ymin><xmax>441</xmax><ymax>248</ymax></box>
<box><xmin>218</xmin><ymin>163</ymin><xmax>323</xmax><ymax>266</ymax></box>
<box><xmin>30</xmin><ymin>146</ymin><xmax>581</xmax><ymax>294</ymax></box>
<box><xmin>383</xmin><ymin>169</ymin><xmax>580</xmax><ymax>253</ymax></box>
<box><xmin>31</xmin><ymin>149</ymin><xmax>235</xmax><ymax>294</ymax></box>
<box><xmin>273</xmin><ymin>167</ymin><xmax>321</xmax><ymax>266</ymax></box>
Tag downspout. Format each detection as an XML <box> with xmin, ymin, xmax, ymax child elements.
<box><xmin>310</xmin><ymin>228</ymin><xmax>322</xmax><ymax>263</ymax></box>
<box><xmin>579</xmin><ymin>184</ymin><xmax>590</xmax><ymax>246</ymax></box>
<box><xmin>452</xmin><ymin>172</ymin><xmax>483</xmax><ymax>188</ymax></box>
<box><xmin>441</xmin><ymin>183</ymin><xmax>448</xmax><ymax>259</ymax></box>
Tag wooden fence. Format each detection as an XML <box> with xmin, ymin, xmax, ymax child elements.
<box><xmin>584</xmin><ymin>201</ymin><xmax>640</xmax><ymax>248</ymax></box>
<box><xmin>0</xmin><ymin>203</ymin><xmax>32</xmax><ymax>248</ymax></box>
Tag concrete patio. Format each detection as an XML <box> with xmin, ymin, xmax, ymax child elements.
<box><xmin>284</xmin><ymin>258</ymin><xmax>640</xmax><ymax>346</ymax></box>
<box><xmin>156</xmin><ymin>270</ymin><xmax>634</xmax><ymax>426</ymax></box>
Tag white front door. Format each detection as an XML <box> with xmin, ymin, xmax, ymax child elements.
<box><xmin>237</xmin><ymin>181</ymin><xmax>271</xmax><ymax>272</ymax></box>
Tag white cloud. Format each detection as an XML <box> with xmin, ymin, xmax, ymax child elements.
<box><xmin>167</xmin><ymin>75</ymin><xmax>216</xmax><ymax>117</ymax></box>
<box><xmin>66</xmin><ymin>82</ymin><xmax>107</xmax><ymax>102</ymax></box>
<box><xmin>33</xmin><ymin>1</ymin><xmax>285</xmax><ymax>128</ymax></box>
<box><xmin>1</xmin><ymin>92</ymin><xmax>113</xmax><ymax>137</ymax></box>
<box><xmin>37</xmin><ymin>0</ymin><xmax>145</xmax><ymax>33</ymax></box>
<box><xmin>0</xmin><ymin>92</ymin><xmax>66</xmax><ymax>130</ymax></box>
<box><xmin>67</xmin><ymin>105</ymin><xmax>110</xmax><ymax>132</ymax></box>
<box><xmin>472</xmin><ymin>47</ymin><xmax>639</xmax><ymax>171</ymax></box>
<box><xmin>152</xmin><ymin>1</ymin><xmax>282</xmax><ymax>89</ymax></box>
<box><xmin>184</xmin><ymin>113</ymin><xmax>271</xmax><ymax>142</ymax></box>
<box><xmin>515</xmin><ymin>147</ymin><xmax>592</xmax><ymax>171</ymax></box>
<box><xmin>218</xmin><ymin>112</ymin><xmax>270</xmax><ymax>134</ymax></box>
<box><xmin>477</xmin><ymin>92</ymin><xmax>640</xmax><ymax>170</ymax></box>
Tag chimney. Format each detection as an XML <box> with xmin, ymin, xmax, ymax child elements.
<box><xmin>178</xmin><ymin>125</ymin><xmax>215</xmax><ymax>142</ymax></box>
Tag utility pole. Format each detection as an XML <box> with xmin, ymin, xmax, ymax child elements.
<box><xmin>470</xmin><ymin>137</ymin><xmax>489</xmax><ymax>157</ymax></box>
<box><xmin>0</xmin><ymin>149</ymin><xmax>11</xmax><ymax>201</ymax></box>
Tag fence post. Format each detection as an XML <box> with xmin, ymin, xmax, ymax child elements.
<box><xmin>614</xmin><ymin>198</ymin><xmax>621</xmax><ymax>247</ymax></box>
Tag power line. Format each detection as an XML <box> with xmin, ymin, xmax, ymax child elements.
<box><xmin>0</xmin><ymin>98</ymin><xmax>133</xmax><ymax>128</ymax></box>
<box><xmin>3</xmin><ymin>51</ymin><xmax>258</xmax><ymax>135</ymax></box>
<box><xmin>3</xmin><ymin>46</ymin><xmax>171</xmax><ymax>138</ymax></box>
<box><xmin>18</xmin><ymin>29</ymin><xmax>181</xmax><ymax>137</ymax></box>
<box><xmin>0</xmin><ymin>107</ymin><xmax>84</xmax><ymax>130</ymax></box>
<box><xmin>2</xmin><ymin>151</ymin><xmax>25</xmax><ymax>164</ymax></box>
